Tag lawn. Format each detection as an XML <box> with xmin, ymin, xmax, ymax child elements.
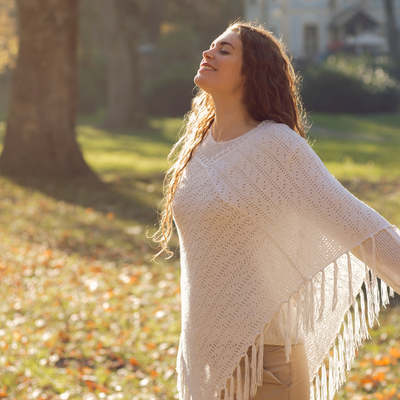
<box><xmin>309</xmin><ymin>112</ymin><xmax>400</xmax><ymax>183</ymax></box>
<box><xmin>0</xmin><ymin>112</ymin><xmax>400</xmax><ymax>400</ymax></box>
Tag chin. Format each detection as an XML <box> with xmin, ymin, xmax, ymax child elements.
<box><xmin>194</xmin><ymin>74</ymin><xmax>212</xmax><ymax>93</ymax></box>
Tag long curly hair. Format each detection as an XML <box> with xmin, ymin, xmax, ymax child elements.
<box><xmin>153</xmin><ymin>21</ymin><xmax>308</xmax><ymax>257</ymax></box>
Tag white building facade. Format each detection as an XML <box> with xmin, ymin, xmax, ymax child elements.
<box><xmin>245</xmin><ymin>0</ymin><xmax>400</xmax><ymax>61</ymax></box>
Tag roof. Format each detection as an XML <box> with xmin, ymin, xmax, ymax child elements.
<box><xmin>330</xmin><ymin>5</ymin><xmax>380</xmax><ymax>28</ymax></box>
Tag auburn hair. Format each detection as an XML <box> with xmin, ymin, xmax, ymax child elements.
<box><xmin>153</xmin><ymin>21</ymin><xmax>308</xmax><ymax>257</ymax></box>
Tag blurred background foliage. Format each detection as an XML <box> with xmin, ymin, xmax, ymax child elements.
<box><xmin>0</xmin><ymin>0</ymin><xmax>243</xmax><ymax>124</ymax></box>
<box><xmin>301</xmin><ymin>54</ymin><xmax>400</xmax><ymax>113</ymax></box>
<box><xmin>1</xmin><ymin>0</ymin><xmax>400</xmax><ymax>122</ymax></box>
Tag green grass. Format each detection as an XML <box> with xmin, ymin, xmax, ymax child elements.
<box><xmin>76</xmin><ymin>118</ymin><xmax>181</xmax><ymax>174</ymax></box>
<box><xmin>0</xmin><ymin>117</ymin><xmax>183</xmax><ymax>400</ymax></box>
<box><xmin>308</xmin><ymin>112</ymin><xmax>400</xmax><ymax>183</ymax></box>
<box><xmin>311</xmin><ymin>136</ymin><xmax>400</xmax><ymax>182</ymax></box>
<box><xmin>0</xmin><ymin>112</ymin><xmax>400</xmax><ymax>399</ymax></box>
<box><xmin>310</xmin><ymin>112</ymin><xmax>400</xmax><ymax>139</ymax></box>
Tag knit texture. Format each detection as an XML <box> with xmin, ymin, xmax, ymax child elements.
<box><xmin>173</xmin><ymin>120</ymin><xmax>400</xmax><ymax>400</ymax></box>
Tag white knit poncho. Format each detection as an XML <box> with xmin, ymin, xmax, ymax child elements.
<box><xmin>172</xmin><ymin>120</ymin><xmax>400</xmax><ymax>400</ymax></box>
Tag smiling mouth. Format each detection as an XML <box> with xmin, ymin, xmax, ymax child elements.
<box><xmin>200</xmin><ymin>65</ymin><xmax>216</xmax><ymax>71</ymax></box>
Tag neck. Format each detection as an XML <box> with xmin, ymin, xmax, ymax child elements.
<box><xmin>211</xmin><ymin>94</ymin><xmax>258</xmax><ymax>142</ymax></box>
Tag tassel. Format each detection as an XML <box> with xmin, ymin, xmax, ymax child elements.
<box><xmin>342</xmin><ymin>319</ymin><xmax>350</xmax><ymax>371</ymax></box>
<box><xmin>318</xmin><ymin>269</ymin><xmax>325</xmax><ymax>322</ymax></box>
<box><xmin>333</xmin><ymin>344</ymin><xmax>339</xmax><ymax>391</ymax></box>
<box><xmin>321</xmin><ymin>363</ymin><xmax>327</xmax><ymax>400</ymax></box>
<box><xmin>237</xmin><ymin>363</ymin><xmax>242</xmax><ymax>400</ymax></box>
<box><xmin>310</xmin><ymin>280</ymin><xmax>315</xmax><ymax>332</ymax></box>
<box><xmin>328</xmin><ymin>355</ymin><xmax>334</xmax><ymax>400</ymax></box>
<box><xmin>360</xmin><ymin>244</ymin><xmax>370</xmax><ymax>291</ymax></box>
<box><xmin>229</xmin><ymin>376</ymin><xmax>234</xmax><ymax>400</ymax></box>
<box><xmin>294</xmin><ymin>291</ymin><xmax>303</xmax><ymax>345</ymax></box>
<box><xmin>371</xmin><ymin>236</ymin><xmax>377</xmax><ymax>289</ymax></box>
<box><xmin>347</xmin><ymin>253</ymin><xmax>354</xmax><ymax>305</ymax></box>
<box><xmin>373</xmin><ymin>280</ymin><xmax>380</xmax><ymax>318</ymax></box>
<box><xmin>243</xmin><ymin>353</ymin><xmax>250</xmax><ymax>400</ymax></box>
<box><xmin>257</xmin><ymin>332</ymin><xmax>263</xmax><ymax>386</ymax></box>
<box><xmin>367</xmin><ymin>287</ymin><xmax>374</xmax><ymax>328</ymax></box>
<box><xmin>381</xmin><ymin>279</ymin><xmax>389</xmax><ymax>307</ymax></box>
<box><xmin>338</xmin><ymin>335</ymin><xmax>345</xmax><ymax>384</ymax></box>
<box><xmin>224</xmin><ymin>376</ymin><xmax>233</xmax><ymax>400</ymax></box>
<box><xmin>315</xmin><ymin>375</ymin><xmax>321</xmax><ymax>400</ymax></box>
<box><xmin>370</xmin><ymin>271</ymin><xmax>377</xmax><ymax>292</ymax></box>
<box><xmin>278</xmin><ymin>306</ymin><xmax>285</xmax><ymax>338</ymax></box>
<box><xmin>310</xmin><ymin>381</ymin><xmax>315</xmax><ymax>400</ymax></box>
<box><xmin>353</xmin><ymin>297</ymin><xmax>361</xmax><ymax>347</ymax></box>
<box><xmin>285</xmin><ymin>299</ymin><xmax>294</xmax><ymax>362</ymax></box>
<box><xmin>303</xmin><ymin>283</ymin><xmax>310</xmax><ymax>334</ymax></box>
<box><xmin>359</xmin><ymin>290</ymin><xmax>370</xmax><ymax>340</ymax></box>
<box><xmin>332</xmin><ymin>261</ymin><xmax>338</xmax><ymax>311</ymax></box>
<box><xmin>250</xmin><ymin>343</ymin><xmax>257</xmax><ymax>398</ymax></box>
<box><xmin>386</xmin><ymin>230</ymin><xmax>399</xmax><ymax>298</ymax></box>
<box><xmin>347</xmin><ymin>312</ymin><xmax>354</xmax><ymax>369</ymax></box>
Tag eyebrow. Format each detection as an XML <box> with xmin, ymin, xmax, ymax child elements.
<box><xmin>211</xmin><ymin>41</ymin><xmax>235</xmax><ymax>50</ymax></box>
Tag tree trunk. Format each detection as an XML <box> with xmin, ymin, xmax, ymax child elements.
<box><xmin>102</xmin><ymin>0</ymin><xmax>146</xmax><ymax>129</ymax></box>
<box><xmin>384</xmin><ymin>0</ymin><xmax>400</xmax><ymax>64</ymax></box>
<box><xmin>0</xmin><ymin>0</ymin><xmax>96</xmax><ymax>178</ymax></box>
<box><xmin>145</xmin><ymin>0</ymin><xmax>166</xmax><ymax>43</ymax></box>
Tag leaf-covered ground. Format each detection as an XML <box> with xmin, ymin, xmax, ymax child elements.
<box><xmin>0</xmin><ymin>174</ymin><xmax>182</xmax><ymax>400</ymax></box>
<box><xmin>0</xmin><ymin>114</ymin><xmax>399</xmax><ymax>399</ymax></box>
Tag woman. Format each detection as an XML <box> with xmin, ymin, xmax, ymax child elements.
<box><xmin>154</xmin><ymin>21</ymin><xmax>400</xmax><ymax>400</ymax></box>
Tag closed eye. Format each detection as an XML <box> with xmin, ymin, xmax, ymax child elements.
<box><xmin>220</xmin><ymin>50</ymin><xmax>229</xmax><ymax>54</ymax></box>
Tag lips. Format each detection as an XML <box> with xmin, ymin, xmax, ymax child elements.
<box><xmin>200</xmin><ymin>62</ymin><xmax>216</xmax><ymax>71</ymax></box>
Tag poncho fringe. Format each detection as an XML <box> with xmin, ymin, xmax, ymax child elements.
<box><xmin>176</xmin><ymin>225</ymin><xmax>396</xmax><ymax>400</ymax></box>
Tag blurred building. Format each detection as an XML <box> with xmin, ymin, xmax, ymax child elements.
<box><xmin>245</xmin><ymin>0</ymin><xmax>398</xmax><ymax>62</ymax></box>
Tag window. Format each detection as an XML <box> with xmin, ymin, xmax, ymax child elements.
<box><xmin>304</xmin><ymin>24</ymin><xmax>319</xmax><ymax>58</ymax></box>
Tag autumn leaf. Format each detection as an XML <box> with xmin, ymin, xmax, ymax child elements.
<box><xmin>129</xmin><ymin>357</ymin><xmax>139</xmax><ymax>366</ymax></box>
<box><xmin>373</xmin><ymin>356</ymin><xmax>392</xmax><ymax>366</ymax></box>
<box><xmin>372</xmin><ymin>371</ymin><xmax>386</xmax><ymax>382</ymax></box>
<box><xmin>375</xmin><ymin>387</ymin><xmax>397</xmax><ymax>400</ymax></box>
<box><xmin>390</xmin><ymin>348</ymin><xmax>400</xmax><ymax>359</ymax></box>
<box><xmin>150</xmin><ymin>370</ymin><xmax>159</xmax><ymax>378</ymax></box>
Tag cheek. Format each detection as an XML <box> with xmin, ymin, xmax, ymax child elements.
<box><xmin>226</xmin><ymin>65</ymin><xmax>245</xmax><ymax>89</ymax></box>
<box><xmin>225</xmin><ymin>59</ymin><xmax>244</xmax><ymax>83</ymax></box>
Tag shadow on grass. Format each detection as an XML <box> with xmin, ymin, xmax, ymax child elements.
<box><xmin>8</xmin><ymin>173</ymin><xmax>163</xmax><ymax>221</ymax></box>
<box><xmin>2</xmin><ymin>172</ymin><xmax>172</xmax><ymax>263</ymax></box>
<box><xmin>77</xmin><ymin>112</ymin><xmax>180</xmax><ymax>145</ymax></box>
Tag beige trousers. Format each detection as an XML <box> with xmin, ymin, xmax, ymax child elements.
<box><xmin>220</xmin><ymin>344</ymin><xmax>310</xmax><ymax>400</ymax></box>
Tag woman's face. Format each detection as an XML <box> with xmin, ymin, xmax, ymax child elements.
<box><xmin>194</xmin><ymin>30</ymin><xmax>245</xmax><ymax>97</ymax></box>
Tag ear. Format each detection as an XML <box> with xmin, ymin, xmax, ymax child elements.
<box><xmin>241</xmin><ymin>70</ymin><xmax>248</xmax><ymax>85</ymax></box>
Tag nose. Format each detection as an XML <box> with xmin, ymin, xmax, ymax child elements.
<box><xmin>202</xmin><ymin>48</ymin><xmax>214</xmax><ymax>59</ymax></box>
